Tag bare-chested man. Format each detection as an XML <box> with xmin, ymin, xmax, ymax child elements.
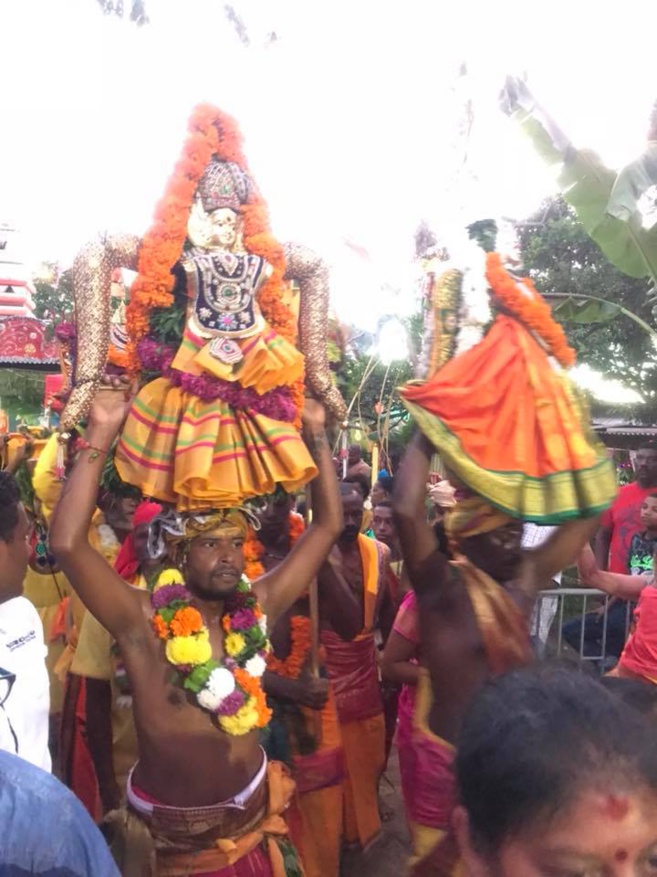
<box><xmin>392</xmin><ymin>431</ymin><xmax>601</xmax><ymax>876</ymax></box>
<box><xmin>49</xmin><ymin>378</ymin><xmax>343</xmax><ymax>875</ymax></box>
<box><xmin>259</xmin><ymin>493</ymin><xmax>358</xmax><ymax>877</ymax></box>
<box><xmin>318</xmin><ymin>482</ymin><xmax>394</xmax><ymax>851</ymax></box>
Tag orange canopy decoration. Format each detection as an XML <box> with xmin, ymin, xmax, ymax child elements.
<box><xmin>401</xmin><ymin>310</ymin><xmax>616</xmax><ymax>523</ymax></box>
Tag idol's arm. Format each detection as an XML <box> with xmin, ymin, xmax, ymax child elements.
<box><xmin>49</xmin><ymin>379</ymin><xmax>146</xmax><ymax>641</ymax></box>
<box><xmin>256</xmin><ymin>400</ymin><xmax>343</xmax><ymax>627</ymax></box>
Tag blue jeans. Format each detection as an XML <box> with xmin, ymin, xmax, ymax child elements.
<box><xmin>562</xmin><ymin>600</ymin><xmax>631</xmax><ymax>659</ymax></box>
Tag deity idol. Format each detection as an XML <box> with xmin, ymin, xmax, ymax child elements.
<box><xmin>60</xmin><ymin>106</ymin><xmax>344</xmax><ymax>511</ymax></box>
<box><xmin>115</xmin><ymin>156</ymin><xmax>317</xmax><ymax>508</ymax></box>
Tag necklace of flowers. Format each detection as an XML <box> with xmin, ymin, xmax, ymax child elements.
<box><xmin>150</xmin><ymin>568</ymin><xmax>272</xmax><ymax>736</ymax></box>
<box><xmin>485</xmin><ymin>252</ymin><xmax>575</xmax><ymax>368</ymax></box>
<box><xmin>255</xmin><ymin>512</ymin><xmax>309</xmax><ymax>678</ymax></box>
<box><xmin>266</xmin><ymin>616</ymin><xmax>312</xmax><ymax>679</ymax></box>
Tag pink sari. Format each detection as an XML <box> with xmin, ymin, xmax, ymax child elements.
<box><xmin>392</xmin><ymin>590</ymin><xmax>421</xmax><ymax>819</ymax></box>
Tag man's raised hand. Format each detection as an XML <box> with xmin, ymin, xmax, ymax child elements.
<box><xmin>88</xmin><ymin>375</ymin><xmax>135</xmax><ymax>437</ymax></box>
<box><xmin>302</xmin><ymin>398</ymin><xmax>326</xmax><ymax>433</ymax></box>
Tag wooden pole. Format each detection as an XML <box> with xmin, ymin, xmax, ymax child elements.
<box><xmin>305</xmin><ymin>487</ymin><xmax>323</xmax><ymax>745</ymax></box>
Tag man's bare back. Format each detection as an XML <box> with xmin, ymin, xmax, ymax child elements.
<box><xmin>393</xmin><ymin>432</ymin><xmax>601</xmax><ymax>744</ymax></box>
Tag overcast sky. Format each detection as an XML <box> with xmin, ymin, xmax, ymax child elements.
<box><xmin>3</xmin><ymin>0</ymin><xmax>657</xmax><ymax>332</ymax></box>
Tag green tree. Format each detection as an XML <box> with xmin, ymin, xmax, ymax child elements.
<box><xmin>33</xmin><ymin>269</ymin><xmax>74</xmax><ymax>328</ymax></box>
<box><xmin>334</xmin><ymin>312</ymin><xmax>421</xmax><ymax>450</ymax></box>
<box><xmin>518</xmin><ymin>197</ymin><xmax>657</xmax><ymax>399</ymax></box>
<box><xmin>0</xmin><ymin>370</ymin><xmax>46</xmax><ymax>423</ymax></box>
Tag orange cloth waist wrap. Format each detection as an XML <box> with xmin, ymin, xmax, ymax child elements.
<box><xmin>102</xmin><ymin>761</ymin><xmax>299</xmax><ymax>877</ymax></box>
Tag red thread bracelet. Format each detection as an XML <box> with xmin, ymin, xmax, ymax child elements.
<box><xmin>77</xmin><ymin>438</ymin><xmax>109</xmax><ymax>461</ymax></box>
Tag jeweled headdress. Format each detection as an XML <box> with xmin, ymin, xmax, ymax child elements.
<box><xmin>198</xmin><ymin>159</ymin><xmax>252</xmax><ymax>212</ymax></box>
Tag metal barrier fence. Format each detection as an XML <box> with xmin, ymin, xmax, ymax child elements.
<box><xmin>531</xmin><ymin>587</ymin><xmax>634</xmax><ymax>669</ymax></box>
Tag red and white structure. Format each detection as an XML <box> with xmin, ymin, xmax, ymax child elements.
<box><xmin>0</xmin><ymin>224</ymin><xmax>58</xmax><ymax>367</ymax></box>
<box><xmin>0</xmin><ymin>223</ymin><xmax>37</xmax><ymax>317</ymax></box>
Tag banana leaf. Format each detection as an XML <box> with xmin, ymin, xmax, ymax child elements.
<box><xmin>552</xmin><ymin>297</ymin><xmax>621</xmax><ymax>324</ymax></box>
<box><xmin>501</xmin><ymin>77</ymin><xmax>657</xmax><ymax>285</ymax></box>
<box><xmin>548</xmin><ymin>293</ymin><xmax>657</xmax><ymax>342</ymax></box>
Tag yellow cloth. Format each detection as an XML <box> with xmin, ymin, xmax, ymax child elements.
<box><xmin>444</xmin><ymin>496</ymin><xmax>512</xmax><ymax>544</ymax></box>
<box><xmin>22</xmin><ymin>567</ymin><xmax>71</xmax><ymax>715</ymax></box>
<box><xmin>32</xmin><ymin>434</ymin><xmax>61</xmax><ymax>522</ymax></box>
<box><xmin>71</xmin><ymin>611</ymin><xmax>138</xmax><ymax>795</ymax></box>
<box><xmin>71</xmin><ymin>572</ymin><xmax>146</xmax><ymax>793</ymax></box>
<box><xmin>174</xmin><ymin>321</ymin><xmax>304</xmax><ymax>395</ymax></box>
<box><xmin>290</xmin><ymin>686</ymin><xmax>344</xmax><ymax>877</ymax></box>
<box><xmin>322</xmin><ymin>536</ymin><xmax>387</xmax><ymax>850</ymax></box>
<box><xmin>359</xmin><ymin>533</ymin><xmax>383</xmax><ymax>631</ymax></box>
<box><xmin>116</xmin><ymin>308</ymin><xmax>315</xmax><ymax>510</ymax></box>
<box><xmin>450</xmin><ymin>556</ymin><xmax>532</xmax><ymax>675</ymax></box>
<box><xmin>116</xmin><ymin>380</ymin><xmax>316</xmax><ymax>510</ymax></box>
<box><xmin>341</xmin><ymin>715</ymin><xmax>385</xmax><ymax>849</ymax></box>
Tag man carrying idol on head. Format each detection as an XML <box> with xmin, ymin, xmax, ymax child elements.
<box><xmin>51</xmin><ymin>105</ymin><xmax>347</xmax><ymax>876</ymax></box>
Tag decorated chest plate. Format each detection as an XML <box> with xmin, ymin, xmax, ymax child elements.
<box><xmin>184</xmin><ymin>251</ymin><xmax>266</xmax><ymax>339</ymax></box>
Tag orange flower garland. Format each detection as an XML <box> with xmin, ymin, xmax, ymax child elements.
<box><xmin>243</xmin><ymin>526</ymin><xmax>265</xmax><ymax>581</ymax></box>
<box><xmin>244</xmin><ymin>511</ymin><xmax>304</xmax><ymax>583</ymax></box>
<box><xmin>485</xmin><ymin>253</ymin><xmax>576</xmax><ymax>369</ymax></box>
<box><xmin>261</xmin><ymin>511</ymin><xmax>310</xmax><ymax>677</ymax></box>
<box><xmin>124</xmin><ymin>103</ymin><xmax>304</xmax><ymax>425</ymax></box>
<box><xmin>287</xmin><ymin>511</ymin><xmax>305</xmax><ymax>545</ymax></box>
<box><xmin>266</xmin><ymin>615</ymin><xmax>312</xmax><ymax>680</ymax></box>
<box><xmin>170</xmin><ymin>606</ymin><xmax>204</xmax><ymax>638</ymax></box>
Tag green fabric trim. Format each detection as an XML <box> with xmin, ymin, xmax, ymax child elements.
<box><xmin>404</xmin><ymin>399</ymin><xmax>617</xmax><ymax>523</ymax></box>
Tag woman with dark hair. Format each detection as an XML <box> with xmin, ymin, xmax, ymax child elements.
<box><xmin>454</xmin><ymin>666</ymin><xmax>657</xmax><ymax>876</ymax></box>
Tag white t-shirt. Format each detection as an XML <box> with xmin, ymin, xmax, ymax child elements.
<box><xmin>0</xmin><ymin>596</ymin><xmax>51</xmax><ymax>772</ymax></box>
<box><xmin>522</xmin><ymin>524</ymin><xmax>562</xmax><ymax>585</ymax></box>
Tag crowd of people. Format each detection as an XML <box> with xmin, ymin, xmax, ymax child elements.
<box><xmin>2</xmin><ymin>103</ymin><xmax>657</xmax><ymax>877</ymax></box>
<box><xmin>2</xmin><ymin>414</ymin><xmax>657</xmax><ymax>875</ymax></box>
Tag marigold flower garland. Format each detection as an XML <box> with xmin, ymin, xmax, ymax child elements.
<box><xmin>150</xmin><ymin>567</ymin><xmax>271</xmax><ymax>735</ymax></box>
<box><xmin>243</xmin><ymin>511</ymin><xmax>304</xmax><ymax>583</ymax></box>
<box><xmin>485</xmin><ymin>252</ymin><xmax>576</xmax><ymax>368</ymax></box>
<box><xmin>243</xmin><ymin>527</ymin><xmax>265</xmax><ymax>581</ymax></box>
<box><xmin>124</xmin><ymin>104</ymin><xmax>304</xmax><ymax>427</ymax></box>
<box><xmin>250</xmin><ymin>511</ymin><xmax>310</xmax><ymax>677</ymax></box>
<box><xmin>266</xmin><ymin>615</ymin><xmax>312</xmax><ymax>680</ymax></box>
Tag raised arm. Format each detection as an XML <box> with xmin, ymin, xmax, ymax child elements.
<box><xmin>255</xmin><ymin>400</ymin><xmax>343</xmax><ymax>626</ymax></box>
<box><xmin>528</xmin><ymin>515</ymin><xmax>601</xmax><ymax>584</ymax></box>
<box><xmin>49</xmin><ymin>378</ymin><xmax>146</xmax><ymax>641</ymax></box>
<box><xmin>392</xmin><ymin>430</ymin><xmax>439</xmax><ymax>577</ymax></box>
<box><xmin>577</xmin><ymin>543</ymin><xmax>647</xmax><ymax>600</ymax></box>
<box><xmin>381</xmin><ymin>630</ymin><xmax>421</xmax><ymax>687</ymax></box>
